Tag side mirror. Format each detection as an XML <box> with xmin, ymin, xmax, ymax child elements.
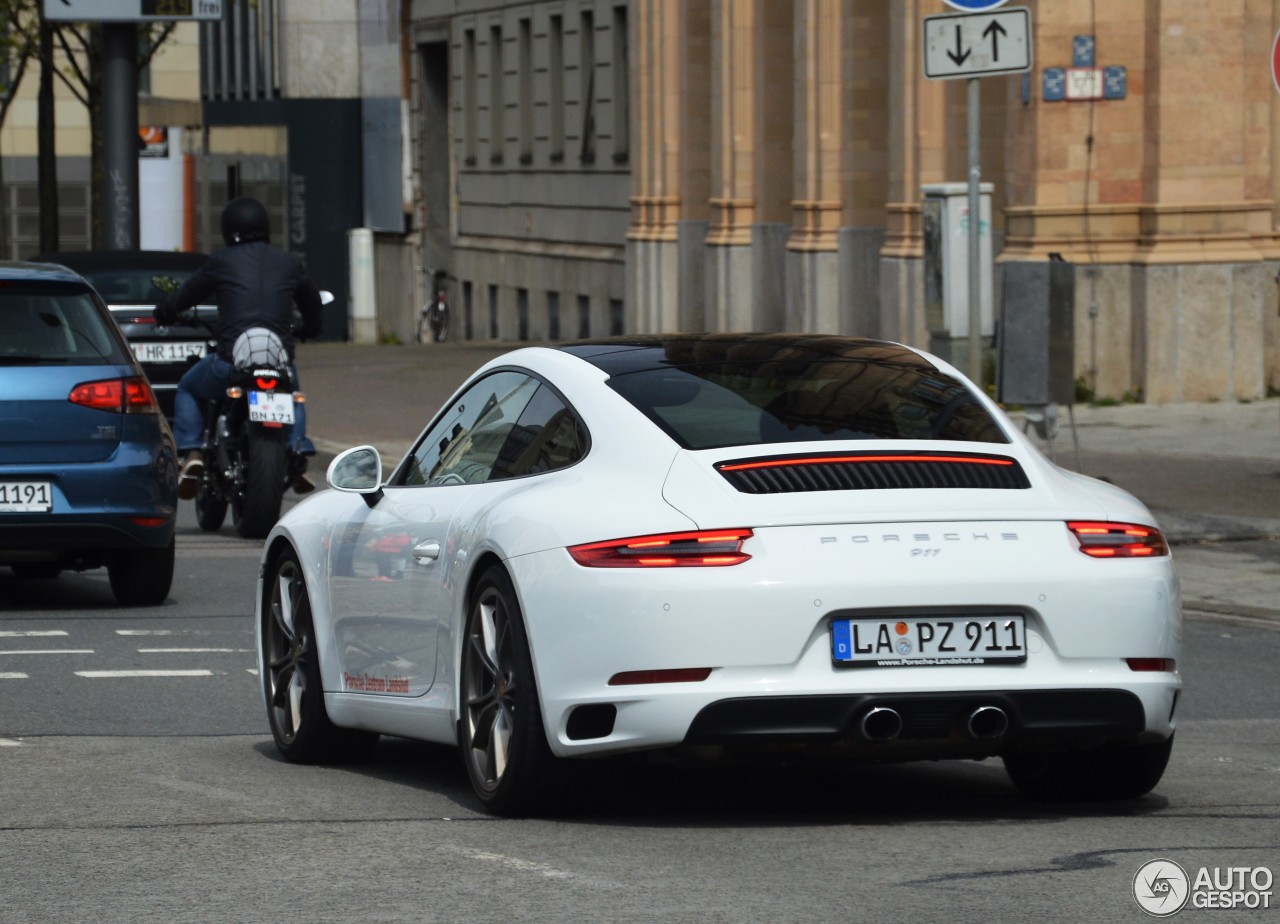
<box><xmin>327</xmin><ymin>445</ymin><xmax>383</xmax><ymax>507</ymax></box>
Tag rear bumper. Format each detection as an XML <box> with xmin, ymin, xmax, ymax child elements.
<box><xmin>685</xmin><ymin>688</ymin><xmax>1151</xmax><ymax>752</ymax></box>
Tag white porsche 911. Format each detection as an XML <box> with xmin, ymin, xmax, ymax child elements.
<box><xmin>255</xmin><ymin>334</ymin><xmax>1180</xmax><ymax>815</ymax></box>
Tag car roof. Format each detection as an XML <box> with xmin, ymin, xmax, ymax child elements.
<box><xmin>557</xmin><ymin>333</ymin><xmax>936</xmax><ymax>376</ymax></box>
<box><xmin>27</xmin><ymin>250</ymin><xmax>209</xmax><ymax>272</ymax></box>
<box><xmin>0</xmin><ymin>260</ymin><xmax>93</xmax><ymax>285</ymax></box>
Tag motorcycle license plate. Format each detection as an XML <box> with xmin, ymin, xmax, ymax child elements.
<box><xmin>249</xmin><ymin>391</ymin><xmax>295</xmax><ymax>424</ymax></box>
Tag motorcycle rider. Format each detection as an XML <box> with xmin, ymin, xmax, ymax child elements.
<box><xmin>155</xmin><ymin>196</ymin><xmax>323</xmax><ymax>500</ymax></box>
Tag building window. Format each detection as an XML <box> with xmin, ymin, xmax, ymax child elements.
<box><xmin>609</xmin><ymin>298</ymin><xmax>624</xmax><ymax>335</ymax></box>
<box><xmin>489</xmin><ymin>25</ymin><xmax>503</xmax><ymax>164</ymax></box>
<box><xmin>517</xmin><ymin>287</ymin><xmax>529</xmax><ymax>340</ymax></box>
<box><xmin>577</xmin><ymin>294</ymin><xmax>591</xmax><ymax>338</ymax></box>
<box><xmin>549</xmin><ymin>15</ymin><xmax>565</xmax><ymax>163</ymax></box>
<box><xmin>547</xmin><ymin>290</ymin><xmax>561</xmax><ymax>340</ymax></box>
<box><xmin>489</xmin><ymin>284</ymin><xmax>499</xmax><ymax>338</ymax></box>
<box><xmin>519</xmin><ymin>18</ymin><xmax>533</xmax><ymax>165</ymax></box>
<box><xmin>579</xmin><ymin>10</ymin><xmax>595</xmax><ymax>164</ymax></box>
<box><xmin>611</xmin><ymin>5</ymin><xmax>628</xmax><ymax>163</ymax></box>
<box><xmin>463</xmin><ymin>280</ymin><xmax>474</xmax><ymax>339</ymax></box>
<box><xmin>464</xmin><ymin>29</ymin><xmax>477</xmax><ymax>165</ymax></box>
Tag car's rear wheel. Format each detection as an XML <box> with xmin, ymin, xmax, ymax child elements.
<box><xmin>262</xmin><ymin>549</ymin><xmax>378</xmax><ymax>763</ymax></box>
<box><xmin>459</xmin><ymin>565</ymin><xmax>560</xmax><ymax>815</ymax></box>
<box><xmin>107</xmin><ymin>538</ymin><xmax>175</xmax><ymax>606</ymax></box>
<box><xmin>1004</xmin><ymin>735</ymin><xmax>1174</xmax><ymax>801</ymax></box>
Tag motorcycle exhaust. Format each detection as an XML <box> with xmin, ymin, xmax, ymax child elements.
<box><xmin>966</xmin><ymin>705</ymin><xmax>1009</xmax><ymax>740</ymax></box>
<box><xmin>859</xmin><ymin>706</ymin><xmax>903</xmax><ymax>742</ymax></box>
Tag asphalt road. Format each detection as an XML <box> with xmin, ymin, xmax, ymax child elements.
<box><xmin>2</xmin><ymin>343</ymin><xmax>1279</xmax><ymax>921</ymax></box>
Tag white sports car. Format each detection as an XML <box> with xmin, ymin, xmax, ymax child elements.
<box><xmin>255</xmin><ymin>334</ymin><xmax>1181</xmax><ymax>815</ymax></box>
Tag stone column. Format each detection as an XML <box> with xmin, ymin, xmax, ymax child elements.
<box><xmin>787</xmin><ymin>0</ymin><xmax>844</xmax><ymax>333</ymax></box>
<box><xmin>879</xmin><ymin>0</ymin><xmax>945</xmax><ymax>348</ymax></box>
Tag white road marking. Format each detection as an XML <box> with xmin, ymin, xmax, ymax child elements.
<box><xmin>0</xmin><ymin>631</ymin><xmax>69</xmax><ymax>637</ymax></box>
<box><xmin>0</xmin><ymin>738</ymin><xmax>23</xmax><ymax>747</ymax></box>
<box><xmin>246</xmin><ymin>669</ymin><xmax>259</xmax><ymax>676</ymax></box>
<box><xmin>116</xmin><ymin>630</ymin><xmax>174</xmax><ymax>636</ymax></box>
<box><xmin>0</xmin><ymin>672</ymin><xmax>30</xmax><ymax>679</ymax></box>
<box><xmin>74</xmin><ymin>670</ymin><xmax>214</xmax><ymax>678</ymax></box>
<box><xmin>0</xmin><ymin>649</ymin><xmax>94</xmax><ymax>656</ymax></box>
<box><xmin>137</xmin><ymin>648</ymin><xmax>253</xmax><ymax>653</ymax></box>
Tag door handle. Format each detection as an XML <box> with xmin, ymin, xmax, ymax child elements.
<box><xmin>412</xmin><ymin>541</ymin><xmax>441</xmax><ymax>564</ymax></box>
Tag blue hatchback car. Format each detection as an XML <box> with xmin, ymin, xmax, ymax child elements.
<box><xmin>1</xmin><ymin>261</ymin><xmax>178</xmax><ymax>605</ymax></box>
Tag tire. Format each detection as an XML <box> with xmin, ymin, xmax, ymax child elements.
<box><xmin>431</xmin><ymin>308</ymin><xmax>448</xmax><ymax>343</ymax></box>
<box><xmin>1004</xmin><ymin>735</ymin><xmax>1174</xmax><ymax>801</ymax></box>
<box><xmin>195</xmin><ymin>478</ymin><xmax>228</xmax><ymax>532</ymax></box>
<box><xmin>262</xmin><ymin>548</ymin><xmax>378</xmax><ymax>763</ymax></box>
<box><xmin>107</xmin><ymin>537</ymin><xmax>175</xmax><ymax>606</ymax></box>
<box><xmin>11</xmin><ymin>562</ymin><xmax>62</xmax><ymax>579</ymax></box>
<box><xmin>234</xmin><ymin>428</ymin><xmax>287</xmax><ymax>539</ymax></box>
<box><xmin>459</xmin><ymin>565</ymin><xmax>560</xmax><ymax>815</ymax></box>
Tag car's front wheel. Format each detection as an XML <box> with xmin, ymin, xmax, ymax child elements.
<box><xmin>459</xmin><ymin>565</ymin><xmax>560</xmax><ymax>815</ymax></box>
<box><xmin>1004</xmin><ymin>735</ymin><xmax>1174</xmax><ymax>801</ymax></box>
<box><xmin>107</xmin><ymin>538</ymin><xmax>174</xmax><ymax>606</ymax></box>
<box><xmin>262</xmin><ymin>549</ymin><xmax>378</xmax><ymax>763</ymax></box>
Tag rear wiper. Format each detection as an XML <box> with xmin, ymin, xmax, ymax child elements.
<box><xmin>0</xmin><ymin>354</ymin><xmax>70</xmax><ymax>364</ymax></box>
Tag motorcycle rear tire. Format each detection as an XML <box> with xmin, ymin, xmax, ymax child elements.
<box><xmin>234</xmin><ymin>428</ymin><xmax>287</xmax><ymax>540</ymax></box>
<box><xmin>195</xmin><ymin>478</ymin><xmax>228</xmax><ymax>532</ymax></box>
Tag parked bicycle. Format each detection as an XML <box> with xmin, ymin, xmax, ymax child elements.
<box><xmin>417</xmin><ymin>267</ymin><xmax>450</xmax><ymax>344</ymax></box>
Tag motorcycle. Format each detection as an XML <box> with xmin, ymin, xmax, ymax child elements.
<box><xmin>193</xmin><ymin>324</ymin><xmax>308</xmax><ymax>539</ymax></box>
<box><xmin>154</xmin><ymin>276</ymin><xmax>323</xmax><ymax>539</ymax></box>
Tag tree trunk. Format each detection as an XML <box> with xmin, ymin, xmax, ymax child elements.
<box><xmin>37</xmin><ymin>14</ymin><xmax>58</xmax><ymax>255</ymax></box>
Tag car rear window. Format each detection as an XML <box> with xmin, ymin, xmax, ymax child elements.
<box><xmin>1</xmin><ymin>283</ymin><xmax>130</xmax><ymax>365</ymax></box>
<box><xmin>80</xmin><ymin>267</ymin><xmax>197</xmax><ymax>304</ymax></box>
<box><xmin>607</xmin><ymin>357</ymin><xmax>1008</xmax><ymax>449</ymax></box>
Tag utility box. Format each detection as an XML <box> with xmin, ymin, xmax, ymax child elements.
<box><xmin>922</xmin><ymin>183</ymin><xmax>994</xmax><ymax>358</ymax></box>
<box><xmin>997</xmin><ymin>260</ymin><xmax>1075</xmax><ymax>405</ymax></box>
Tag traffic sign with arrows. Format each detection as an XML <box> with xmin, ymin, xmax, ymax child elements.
<box><xmin>923</xmin><ymin>7</ymin><xmax>1032</xmax><ymax>80</ymax></box>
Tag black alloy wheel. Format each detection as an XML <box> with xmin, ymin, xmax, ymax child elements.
<box><xmin>459</xmin><ymin>565</ymin><xmax>559</xmax><ymax>815</ymax></box>
<box><xmin>262</xmin><ymin>549</ymin><xmax>377</xmax><ymax>763</ymax></box>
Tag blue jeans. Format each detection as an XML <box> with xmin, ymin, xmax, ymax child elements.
<box><xmin>172</xmin><ymin>353</ymin><xmax>313</xmax><ymax>455</ymax></box>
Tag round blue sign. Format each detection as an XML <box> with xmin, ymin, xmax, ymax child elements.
<box><xmin>942</xmin><ymin>0</ymin><xmax>1009</xmax><ymax>10</ymax></box>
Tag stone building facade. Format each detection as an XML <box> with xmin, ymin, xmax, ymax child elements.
<box><xmin>408</xmin><ymin>0</ymin><xmax>1280</xmax><ymax>402</ymax></box>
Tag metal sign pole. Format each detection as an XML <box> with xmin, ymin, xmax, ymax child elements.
<box><xmin>966</xmin><ymin>76</ymin><xmax>981</xmax><ymax>386</ymax></box>
<box><xmin>101</xmin><ymin>21</ymin><xmax>138</xmax><ymax>249</ymax></box>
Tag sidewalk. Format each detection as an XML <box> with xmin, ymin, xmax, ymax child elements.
<box><xmin>296</xmin><ymin>340</ymin><xmax>1280</xmax><ymax>630</ymax></box>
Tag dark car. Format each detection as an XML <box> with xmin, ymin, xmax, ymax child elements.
<box><xmin>0</xmin><ymin>260</ymin><xmax>178</xmax><ymax>605</ymax></box>
<box><xmin>30</xmin><ymin>250</ymin><xmax>216</xmax><ymax>422</ymax></box>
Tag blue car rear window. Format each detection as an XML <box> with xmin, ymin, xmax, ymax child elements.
<box><xmin>1</xmin><ymin>283</ymin><xmax>130</xmax><ymax>365</ymax></box>
<box><xmin>607</xmin><ymin>358</ymin><xmax>1008</xmax><ymax>449</ymax></box>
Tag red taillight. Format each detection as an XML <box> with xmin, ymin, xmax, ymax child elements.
<box><xmin>255</xmin><ymin>377</ymin><xmax>279</xmax><ymax>390</ymax></box>
<box><xmin>128</xmin><ymin>516</ymin><xmax>170</xmax><ymax>528</ymax></box>
<box><xmin>1126</xmin><ymin>658</ymin><xmax>1176</xmax><ymax>672</ymax></box>
<box><xmin>68</xmin><ymin>376</ymin><xmax>158</xmax><ymax>414</ymax></box>
<box><xmin>568</xmin><ymin>529</ymin><xmax>754</xmax><ymax>568</ymax></box>
<box><xmin>609</xmin><ymin>668</ymin><xmax>713</xmax><ymax>686</ymax></box>
<box><xmin>1067</xmin><ymin>521</ymin><xmax>1168</xmax><ymax>558</ymax></box>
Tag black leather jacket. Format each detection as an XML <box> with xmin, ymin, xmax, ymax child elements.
<box><xmin>155</xmin><ymin>241</ymin><xmax>323</xmax><ymax>361</ymax></box>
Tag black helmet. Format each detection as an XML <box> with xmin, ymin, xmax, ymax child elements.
<box><xmin>221</xmin><ymin>196</ymin><xmax>270</xmax><ymax>246</ymax></box>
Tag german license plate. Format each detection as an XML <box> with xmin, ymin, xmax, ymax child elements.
<box><xmin>133</xmin><ymin>341</ymin><xmax>208</xmax><ymax>363</ymax></box>
<box><xmin>832</xmin><ymin>615</ymin><xmax>1026</xmax><ymax>667</ymax></box>
<box><xmin>249</xmin><ymin>391</ymin><xmax>295</xmax><ymax>424</ymax></box>
<box><xmin>0</xmin><ymin>481</ymin><xmax>53</xmax><ymax>513</ymax></box>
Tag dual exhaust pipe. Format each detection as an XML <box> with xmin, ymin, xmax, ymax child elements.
<box><xmin>857</xmin><ymin>704</ymin><xmax>1009</xmax><ymax>742</ymax></box>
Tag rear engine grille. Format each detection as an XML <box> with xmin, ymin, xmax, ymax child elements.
<box><xmin>716</xmin><ymin>451</ymin><xmax>1031</xmax><ymax>494</ymax></box>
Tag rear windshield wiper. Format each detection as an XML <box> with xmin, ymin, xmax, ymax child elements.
<box><xmin>0</xmin><ymin>354</ymin><xmax>70</xmax><ymax>364</ymax></box>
